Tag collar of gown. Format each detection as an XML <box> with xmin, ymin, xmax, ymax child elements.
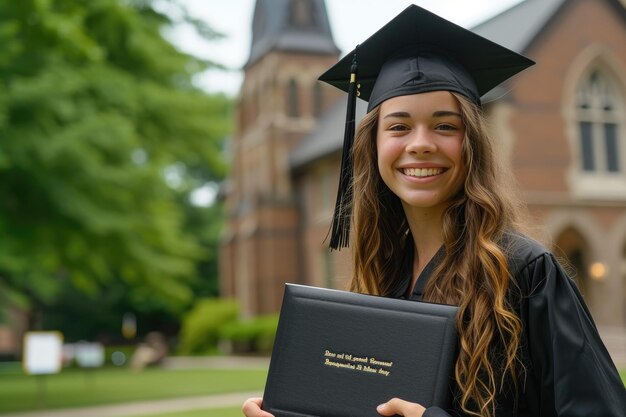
<box><xmin>390</xmin><ymin>243</ymin><xmax>446</xmax><ymax>301</ymax></box>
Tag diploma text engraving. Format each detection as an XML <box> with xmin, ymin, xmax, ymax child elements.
<box><xmin>323</xmin><ymin>349</ymin><xmax>393</xmax><ymax>377</ymax></box>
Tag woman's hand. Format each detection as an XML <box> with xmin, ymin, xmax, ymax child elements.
<box><xmin>377</xmin><ymin>398</ymin><xmax>426</xmax><ymax>417</ymax></box>
<box><xmin>241</xmin><ymin>397</ymin><xmax>274</xmax><ymax>417</ymax></box>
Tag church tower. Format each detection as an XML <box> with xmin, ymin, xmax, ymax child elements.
<box><xmin>220</xmin><ymin>0</ymin><xmax>341</xmax><ymax>316</ymax></box>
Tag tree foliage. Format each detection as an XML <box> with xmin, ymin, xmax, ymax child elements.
<box><xmin>0</xmin><ymin>0</ymin><xmax>232</xmax><ymax>325</ymax></box>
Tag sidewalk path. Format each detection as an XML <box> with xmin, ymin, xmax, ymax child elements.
<box><xmin>0</xmin><ymin>391</ymin><xmax>262</xmax><ymax>417</ymax></box>
<box><xmin>161</xmin><ymin>356</ymin><xmax>270</xmax><ymax>370</ymax></box>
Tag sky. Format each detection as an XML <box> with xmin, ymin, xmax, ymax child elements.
<box><xmin>171</xmin><ymin>0</ymin><xmax>525</xmax><ymax>96</ymax></box>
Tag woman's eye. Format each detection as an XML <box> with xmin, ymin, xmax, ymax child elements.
<box><xmin>435</xmin><ymin>124</ymin><xmax>456</xmax><ymax>131</ymax></box>
<box><xmin>388</xmin><ymin>124</ymin><xmax>409</xmax><ymax>131</ymax></box>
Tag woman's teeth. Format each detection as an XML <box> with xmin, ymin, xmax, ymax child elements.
<box><xmin>402</xmin><ymin>168</ymin><xmax>444</xmax><ymax>177</ymax></box>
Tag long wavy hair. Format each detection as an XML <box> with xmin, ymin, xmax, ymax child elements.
<box><xmin>350</xmin><ymin>92</ymin><xmax>524</xmax><ymax>417</ymax></box>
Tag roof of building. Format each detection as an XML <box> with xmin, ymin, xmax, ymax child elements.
<box><xmin>472</xmin><ymin>0</ymin><xmax>568</xmax><ymax>52</ymax></box>
<box><xmin>289</xmin><ymin>98</ymin><xmax>367</xmax><ymax>170</ymax></box>
<box><xmin>246</xmin><ymin>0</ymin><xmax>340</xmax><ymax>68</ymax></box>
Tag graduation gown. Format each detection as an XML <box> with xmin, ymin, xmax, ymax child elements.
<box><xmin>390</xmin><ymin>233</ymin><xmax>626</xmax><ymax>417</ymax></box>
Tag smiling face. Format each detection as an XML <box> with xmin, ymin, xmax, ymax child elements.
<box><xmin>376</xmin><ymin>91</ymin><xmax>466</xmax><ymax>214</ymax></box>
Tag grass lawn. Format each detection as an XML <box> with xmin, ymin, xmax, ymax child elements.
<box><xmin>0</xmin><ymin>366</ymin><xmax>267</xmax><ymax>414</ymax></box>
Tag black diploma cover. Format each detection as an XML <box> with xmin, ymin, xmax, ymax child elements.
<box><xmin>263</xmin><ymin>284</ymin><xmax>459</xmax><ymax>417</ymax></box>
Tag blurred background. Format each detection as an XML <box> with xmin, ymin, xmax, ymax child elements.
<box><xmin>0</xmin><ymin>0</ymin><xmax>625</xmax><ymax>416</ymax></box>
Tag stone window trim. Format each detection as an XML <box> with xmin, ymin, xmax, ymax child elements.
<box><xmin>286</xmin><ymin>78</ymin><xmax>300</xmax><ymax>118</ymax></box>
<box><xmin>562</xmin><ymin>46</ymin><xmax>626</xmax><ymax>200</ymax></box>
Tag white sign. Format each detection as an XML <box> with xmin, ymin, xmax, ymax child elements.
<box><xmin>23</xmin><ymin>331</ymin><xmax>63</xmax><ymax>375</ymax></box>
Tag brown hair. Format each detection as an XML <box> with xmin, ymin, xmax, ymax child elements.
<box><xmin>350</xmin><ymin>93</ymin><xmax>524</xmax><ymax>417</ymax></box>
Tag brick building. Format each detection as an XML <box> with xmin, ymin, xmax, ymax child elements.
<box><xmin>219</xmin><ymin>0</ymin><xmax>626</xmax><ymax>358</ymax></box>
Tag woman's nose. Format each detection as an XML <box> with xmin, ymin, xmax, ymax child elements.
<box><xmin>405</xmin><ymin>128</ymin><xmax>437</xmax><ymax>154</ymax></box>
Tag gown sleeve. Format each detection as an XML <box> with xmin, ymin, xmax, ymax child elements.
<box><xmin>423</xmin><ymin>406</ymin><xmax>453</xmax><ymax>417</ymax></box>
<box><xmin>520</xmin><ymin>252</ymin><xmax>626</xmax><ymax>416</ymax></box>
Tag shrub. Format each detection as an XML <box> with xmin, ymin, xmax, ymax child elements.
<box><xmin>218</xmin><ymin>314</ymin><xmax>279</xmax><ymax>355</ymax></box>
<box><xmin>178</xmin><ymin>299</ymin><xmax>239</xmax><ymax>355</ymax></box>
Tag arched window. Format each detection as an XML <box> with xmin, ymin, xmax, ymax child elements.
<box><xmin>286</xmin><ymin>78</ymin><xmax>300</xmax><ymax>118</ymax></box>
<box><xmin>251</xmin><ymin>88</ymin><xmax>258</xmax><ymax>122</ymax></box>
<box><xmin>575</xmin><ymin>70</ymin><xmax>623</xmax><ymax>174</ymax></box>
<box><xmin>568</xmin><ymin>64</ymin><xmax>626</xmax><ymax>199</ymax></box>
<box><xmin>312</xmin><ymin>82</ymin><xmax>323</xmax><ymax>118</ymax></box>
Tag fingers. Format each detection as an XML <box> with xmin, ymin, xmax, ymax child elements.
<box><xmin>377</xmin><ymin>397</ymin><xmax>426</xmax><ymax>417</ymax></box>
<box><xmin>242</xmin><ymin>397</ymin><xmax>275</xmax><ymax>417</ymax></box>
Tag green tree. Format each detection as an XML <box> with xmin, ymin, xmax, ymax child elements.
<box><xmin>0</xmin><ymin>0</ymin><xmax>232</xmax><ymax>331</ymax></box>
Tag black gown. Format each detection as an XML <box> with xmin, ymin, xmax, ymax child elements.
<box><xmin>389</xmin><ymin>233</ymin><xmax>626</xmax><ymax>417</ymax></box>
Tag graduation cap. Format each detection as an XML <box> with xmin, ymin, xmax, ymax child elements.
<box><xmin>319</xmin><ymin>4</ymin><xmax>535</xmax><ymax>250</ymax></box>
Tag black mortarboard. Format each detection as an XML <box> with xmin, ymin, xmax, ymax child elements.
<box><xmin>319</xmin><ymin>4</ymin><xmax>535</xmax><ymax>250</ymax></box>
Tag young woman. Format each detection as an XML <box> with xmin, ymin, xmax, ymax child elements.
<box><xmin>243</xmin><ymin>5</ymin><xmax>626</xmax><ymax>417</ymax></box>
